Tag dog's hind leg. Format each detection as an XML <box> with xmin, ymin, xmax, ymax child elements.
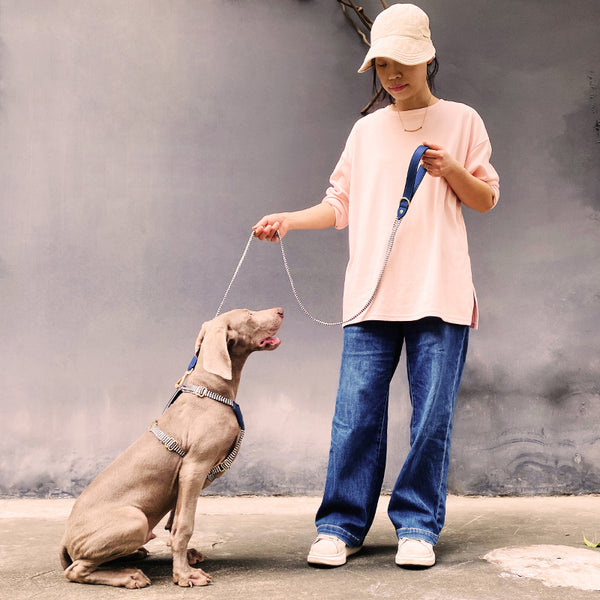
<box><xmin>187</xmin><ymin>547</ymin><xmax>206</xmax><ymax>565</ymax></box>
<box><xmin>117</xmin><ymin>546</ymin><xmax>150</xmax><ymax>562</ymax></box>
<box><xmin>118</xmin><ymin>528</ymin><xmax>157</xmax><ymax>561</ymax></box>
<box><xmin>65</xmin><ymin>559</ymin><xmax>151</xmax><ymax>588</ymax></box>
<box><xmin>63</xmin><ymin>506</ymin><xmax>152</xmax><ymax>588</ymax></box>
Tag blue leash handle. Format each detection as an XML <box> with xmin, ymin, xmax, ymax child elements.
<box><xmin>397</xmin><ymin>145</ymin><xmax>429</xmax><ymax>219</ymax></box>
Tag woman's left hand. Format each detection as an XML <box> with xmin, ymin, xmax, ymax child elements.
<box><xmin>420</xmin><ymin>141</ymin><xmax>460</xmax><ymax>179</ymax></box>
<box><xmin>421</xmin><ymin>141</ymin><xmax>496</xmax><ymax>213</ymax></box>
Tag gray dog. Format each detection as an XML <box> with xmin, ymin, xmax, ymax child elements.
<box><xmin>60</xmin><ymin>307</ymin><xmax>283</xmax><ymax>588</ymax></box>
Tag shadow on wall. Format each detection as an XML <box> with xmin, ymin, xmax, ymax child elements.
<box><xmin>550</xmin><ymin>77</ymin><xmax>600</xmax><ymax>212</ymax></box>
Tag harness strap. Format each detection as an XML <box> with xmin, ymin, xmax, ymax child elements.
<box><xmin>179</xmin><ymin>383</ymin><xmax>242</xmax><ymax>426</ymax></box>
<box><xmin>149</xmin><ymin>421</ymin><xmax>187</xmax><ymax>457</ymax></box>
<box><xmin>152</xmin><ymin>379</ymin><xmax>245</xmax><ymax>481</ymax></box>
<box><xmin>179</xmin><ymin>382</ymin><xmax>245</xmax><ymax>481</ymax></box>
<box><xmin>206</xmin><ymin>429</ymin><xmax>244</xmax><ymax>482</ymax></box>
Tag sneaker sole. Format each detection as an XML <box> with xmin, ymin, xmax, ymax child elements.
<box><xmin>307</xmin><ymin>545</ymin><xmax>361</xmax><ymax>567</ymax></box>
<box><xmin>395</xmin><ymin>555</ymin><xmax>436</xmax><ymax>567</ymax></box>
<box><xmin>307</xmin><ymin>553</ymin><xmax>346</xmax><ymax>567</ymax></box>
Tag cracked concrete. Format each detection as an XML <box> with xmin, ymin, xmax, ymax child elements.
<box><xmin>484</xmin><ymin>545</ymin><xmax>600</xmax><ymax>591</ymax></box>
<box><xmin>1</xmin><ymin>495</ymin><xmax>599</xmax><ymax>599</ymax></box>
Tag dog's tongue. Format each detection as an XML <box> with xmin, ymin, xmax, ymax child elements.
<box><xmin>260</xmin><ymin>336</ymin><xmax>281</xmax><ymax>349</ymax></box>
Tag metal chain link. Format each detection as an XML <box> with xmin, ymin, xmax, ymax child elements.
<box><xmin>278</xmin><ymin>218</ymin><xmax>402</xmax><ymax>326</ymax></box>
<box><xmin>215</xmin><ymin>218</ymin><xmax>402</xmax><ymax>326</ymax></box>
<box><xmin>215</xmin><ymin>231</ymin><xmax>255</xmax><ymax>317</ymax></box>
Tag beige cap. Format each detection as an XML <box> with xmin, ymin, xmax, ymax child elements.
<box><xmin>358</xmin><ymin>3</ymin><xmax>436</xmax><ymax>73</ymax></box>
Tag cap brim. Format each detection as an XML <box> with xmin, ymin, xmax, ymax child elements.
<box><xmin>357</xmin><ymin>39</ymin><xmax>436</xmax><ymax>73</ymax></box>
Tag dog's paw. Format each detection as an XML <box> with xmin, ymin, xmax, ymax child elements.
<box><xmin>122</xmin><ymin>568</ymin><xmax>152</xmax><ymax>589</ymax></box>
<box><xmin>187</xmin><ymin>548</ymin><xmax>206</xmax><ymax>565</ymax></box>
<box><xmin>173</xmin><ymin>568</ymin><xmax>212</xmax><ymax>587</ymax></box>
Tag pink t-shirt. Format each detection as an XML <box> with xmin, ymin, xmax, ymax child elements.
<box><xmin>322</xmin><ymin>99</ymin><xmax>499</xmax><ymax>329</ymax></box>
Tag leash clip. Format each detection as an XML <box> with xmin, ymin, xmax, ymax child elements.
<box><xmin>174</xmin><ymin>355</ymin><xmax>198</xmax><ymax>388</ymax></box>
<box><xmin>175</xmin><ymin>370</ymin><xmax>192</xmax><ymax>388</ymax></box>
<box><xmin>397</xmin><ymin>197</ymin><xmax>411</xmax><ymax>219</ymax></box>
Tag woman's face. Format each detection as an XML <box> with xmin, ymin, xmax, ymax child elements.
<box><xmin>375</xmin><ymin>58</ymin><xmax>432</xmax><ymax>109</ymax></box>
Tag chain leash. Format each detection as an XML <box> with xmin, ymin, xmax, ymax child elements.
<box><xmin>215</xmin><ymin>231</ymin><xmax>255</xmax><ymax>317</ymax></box>
<box><xmin>215</xmin><ymin>145</ymin><xmax>428</xmax><ymax>323</ymax></box>
<box><xmin>215</xmin><ymin>218</ymin><xmax>402</xmax><ymax>326</ymax></box>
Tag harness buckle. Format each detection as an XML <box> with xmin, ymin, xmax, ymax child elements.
<box><xmin>175</xmin><ymin>355</ymin><xmax>198</xmax><ymax>389</ymax></box>
<box><xmin>175</xmin><ymin>369</ymin><xmax>192</xmax><ymax>388</ymax></box>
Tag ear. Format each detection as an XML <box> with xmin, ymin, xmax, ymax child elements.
<box><xmin>196</xmin><ymin>322</ymin><xmax>232</xmax><ymax>380</ymax></box>
<box><xmin>194</xmin><ymin>322</ymin><xmax>208</xmax><ymax>355</ymax></box>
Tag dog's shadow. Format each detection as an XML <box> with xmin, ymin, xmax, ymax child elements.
<box><xmin>113</xmin><ymin>548</ymin><xmax>313</xmax><ymax>584</ymax></box>
<box><xmin>113</xmin><ymin>542</ymin><xmax>427</xmax><ymax>584</ymax></box>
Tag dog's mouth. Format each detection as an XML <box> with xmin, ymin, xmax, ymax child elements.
<box><xmin>258</xmin><ymin>336</ymin><xmax>281</xmax><ymax>350</ymax></box>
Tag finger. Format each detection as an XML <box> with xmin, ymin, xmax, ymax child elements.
<box><xmin>422</xmin><ymin>150</ymin><xmax>442</xmax><ymax>162</ymax></box>
<box><xmin>422</xmin><ymin>140</ymin><xmax>441</xmax><ymax>150</ymax></box>
<box><xmin>255</xmin><ymin>226</ymin><xmax>273</xmax><ymax>241</ymax></box>
<box><xmin>265</xmin><ymin>222</ymin><xmax>279</xmax><ymax>236</ymax></box>
<box><xmin>267</xmin><ymin>222</ymin><xmax>282</xmax><ymax>241</ymax></box>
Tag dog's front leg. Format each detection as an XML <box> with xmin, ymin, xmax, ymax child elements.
<box><xmin>170</xmin><ymin>462</ymin><xmax>212</xmax><ymax>587</ymax></box>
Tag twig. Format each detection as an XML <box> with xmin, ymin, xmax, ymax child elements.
<box><xmin>336</xmin><ymin>1</ymin><xmax>389</xmax><ymax>114</ymax></box>
<box><xmin>337</xmin><ymin>1</ymin><xmax>372</xmax><ymax>46</ymax></box>
<box><xmin>360</xmin><ymin>86</ymin><xmax>386</xmax><ymax>115</ymax></box>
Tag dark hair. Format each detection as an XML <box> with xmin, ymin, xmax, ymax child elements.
<box><xmin>427</xmin><ymin>57</ymin><xmax>439</xmax><ymax>92</ymax></box>
<box><xmin>363</xmin><ymin>57</ymin><xmax>439</xmax><ymax>115</ymax></box>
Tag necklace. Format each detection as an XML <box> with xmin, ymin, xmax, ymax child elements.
<box><xmin>394</xmin><ymin>98</ymin><xmax>433</xmax><ymax>132</ymax></box>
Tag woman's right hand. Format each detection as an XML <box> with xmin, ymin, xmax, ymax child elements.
<box><xmin>253</xmin><ymin>203</ymin><xmax>336</xmax><ymax>241</ymax></box>
<box><xmin>252</xmin><ymin>213</ymin><xmax>290</xmax><ymax>242</ymax></box>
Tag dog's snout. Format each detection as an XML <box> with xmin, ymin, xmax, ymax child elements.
<box><xmin>276</xmin><ymin>308</ymin><xmax>284</xmax><ymax>319</ymax></box>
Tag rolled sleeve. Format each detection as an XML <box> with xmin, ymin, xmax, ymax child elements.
<box><xmin>321</xmin><ymin>130</ymin><xmax>355</xmax><ymax>229</ymax></box>
<box><xmin>466</xmin><ymin>138</ymin><xmax>500</xmax><ymax>209</ymax></box>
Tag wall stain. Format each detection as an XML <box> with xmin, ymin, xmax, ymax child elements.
<box><xmin>589</xmin><ymin>71</ymin><xmax>600</xmax><ymax>143</ymax></box>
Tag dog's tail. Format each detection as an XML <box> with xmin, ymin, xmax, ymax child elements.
<box><xmin>59</xmin><ymin>545</ymin><xmax>73</xmax><ymax>569</ymax></box>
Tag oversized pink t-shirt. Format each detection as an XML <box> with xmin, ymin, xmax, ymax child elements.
<box><xmin>322</xmin><ymin>99</ymin><xmax>499</xmax><ymax>329</ymax></box>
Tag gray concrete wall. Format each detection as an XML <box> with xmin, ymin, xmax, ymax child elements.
<box><xmin>0</xmin><ymin>0</ymin><xmax>598</xmax><ymax>498</ymax></box>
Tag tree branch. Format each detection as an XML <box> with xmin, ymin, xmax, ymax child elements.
<box><xmin>335</xmin><ymin>1</ymin><xmax>389</xmax><ymax>114</ymax></box>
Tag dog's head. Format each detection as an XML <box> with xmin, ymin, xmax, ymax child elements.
<box><xmin>194</xmin><ymin>307</ymin><xmax>283</xmax><ymax>380</ymax></box>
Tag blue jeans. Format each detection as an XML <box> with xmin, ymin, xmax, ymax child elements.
<box><xmin>315</xmin><ymin>318</ymin><xmax>469</xmax><ymax>547</ymax></box>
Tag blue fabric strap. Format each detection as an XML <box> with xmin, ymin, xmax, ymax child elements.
<box><xmin>397</xmin><ymin>145</ymin><xmax>429</xmax><ymax>219</ymax></box>
<box><xmin>231</xmin><ymin>402</ymin><xmax>245</xmax><ymax>431</ymax></box>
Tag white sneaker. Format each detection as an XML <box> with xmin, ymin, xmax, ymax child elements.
<box><xmin>395</xmin><ymin>537</ymin><xmax>436</xmax><ymax>567</ymax></box>
<box><xmin>307</xmin><ymin>534</ymin><xmax>361</xmax><ymax>567</ymax></box>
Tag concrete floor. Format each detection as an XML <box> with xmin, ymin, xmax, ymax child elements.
<box><xmin>1</xmin><ymin>495</ymin><xmax>599</xmax><ymax>599</ymax></box>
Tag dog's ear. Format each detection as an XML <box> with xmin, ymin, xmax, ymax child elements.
<box><xmin>194</xmin><ymin>322</ymin><xmax>208</xmax><ymax>355</ymax></box>
<box><xmin>196</xmin><ymin>322</ymin><xmax>232</xmax><ymax>380</ymax></box>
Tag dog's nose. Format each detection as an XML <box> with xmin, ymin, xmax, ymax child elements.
<box><xmin>276</xmin><ymin>308</ymin><xmax>284</xmax><ymax>318</ymax></box>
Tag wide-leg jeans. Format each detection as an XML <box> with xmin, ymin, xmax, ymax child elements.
<box><xmin>315</xmin><ymin>318</ymin><xmax>469</xmax><ymax>547</ymax></box>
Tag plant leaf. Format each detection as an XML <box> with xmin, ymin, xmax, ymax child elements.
<box><xmin>583</xmin><ymin>534</ymin><xmax>600</xmax><ymax>548</ymax></box>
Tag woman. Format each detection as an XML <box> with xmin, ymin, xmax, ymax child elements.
<box><xmin>253</xmin><ymin>3</ymin><xmax>499</xmax><ymax>568</ymax></box>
